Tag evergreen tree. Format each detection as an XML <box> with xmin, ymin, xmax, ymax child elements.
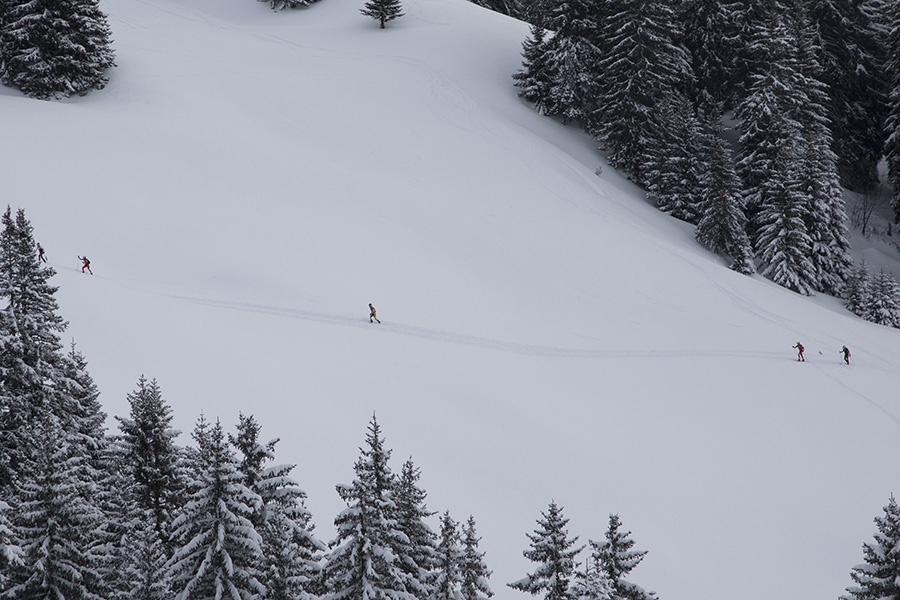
<box><xmin>572</xmin><ymin>551</ymin><xmax>613</xmax><ymax>600</ymax></box>
<box><xmin>5</xmin><ymin>416</ymin><xmax>106</xmax><ymax>600</ymax></box>
<box><xmin>753</xmin><ymin>149</ymin><xmax>817</xmax><ymax>295</ymax></box>
<box><xmin>229</xmin><ymin>413</ymin><xmax>324</xmax><ymax>600</ymax></box>
<box><xmin>792</xmin><ymin>6</ymin><xmax>853</xmax><ymax>295</ymax></box>
<box><xmin>696</xmin><ymin>135</ymin><xmax>755</xmax><ymax>275</ymax></box>
<box><xmin>644</xmin><ymin>93</ymin><xmax>705</xmax><ymax>224</ymax></box>
<box><xmin>594</xmin><ymin>0</ymin><xmax>693</xmax><ymax>186</ymax></box>
<box><xmin>508</xmin><ymin>501</ymin><xmax>582</xmax><ymax>600</ymax></box>
<box><xmin>324</xmin><ymin>414</ymin><xmax>414</xmax><ymax>600</ymax></box>
<box><xmin>863</xmin><ymin>269</ymin><xmax>900</xmax><ymax>327</ymax></box>
<box><xmin>735</xmin><ymin>7</ymin><xmax>825</xmax><ymax>294</ymax></box>
<box><xmin>0</xmin><ymin>0</ymin><xmax>115</xmax><ymax>99</ymax></box>
<box><xmin>0</xmin><ymin>498</ymin><xmax>23</xmax><ymax>589</ymax></box>
<box><xmin>167</xmin><ymin>416</ymin><xmax>265</xmax><ymax>600</ymax></box>
<box><xmin>844</xmin><ymin>262</ymin><xmax>871</xmax><ymax>315</ymax></box>
<box><xmin>432</xmin><ymin>511</ymin><xmax>464</xmax><ymax>600</ymax></box>
<box><xmin>0</xmin><ymin>206</ymin><xmax>67</xmax><ymax>490</ymax></box>
<box><xmin>681</xmin><ymin>0</ymin><xmax>744</xmax><ymax>111</ymax></box>
<box><xmin>872</xmin><ymin>0</ymin><xmax>900</xmax><ymax>221</ymax></box>
<box><xmin>0</xmin><ymin>207</ymin><xmax>110</xmax><ymax>599</ymax></box>
<box><xmin>394</xmin><ymin>458</ymin><xmax>438</xmax><ymax>600</ymax></box>
<box><xmin>360</xmin><ymin>0</ymin><xmax>404</xmax><ymax>28</ymax></box>
<box><xmin>536</xmin><ymin>0</ymin><xmax>604</xmax><ymax>130</ymax></box>
<box><xmin>115</xmin><ymin>376</ymin><xmax>183</xmax><ymax>550</ymax></box>
<box><xmin>810</xmin><ymin>0</ymin><xmax>888</xmax><ymax>192</ymax></box>
<box><xmin>512</xmin><ymin>25</ymin><xmax>556</xmax><ymax>116</ymax></box>
<box><xmin>263</xmin><ymin>0</ymin><xmax>320</xmax><ymax>11</ymax></box>
<box><xmin>842</xmin><ymin>495</ymin><xmax>900</xmax><ymax>600</ymax></box>
<box><xmin>460</xmin><ymin>516</ymin><xmax>493</xmax><ymax>600</ymax></box>
<box><xmin>113</xmin><ymin>512</ymin><xmax>173</xmax><ymax>600</ymax></box>
<box><xmin>593</xmin><ymin>514</ymin><xmax>653</xmax><ymax>600</ymax></box>
<box><xmin>59</xmin><ymin>345</ymin><xmax>116</xmax><ymax>598</ymax></box>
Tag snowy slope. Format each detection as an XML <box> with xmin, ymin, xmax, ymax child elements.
<box><xmin>2</xmin><ymin>0</ymin><xmax>900</xmax><ymax>600</ymax></box>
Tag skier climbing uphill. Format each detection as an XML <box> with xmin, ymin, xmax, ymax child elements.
<box><xmin>37</xmin><ymin>242</ymin><xmax>47</xmax><ymax>262</ymax></box>
<box><xmin>841</xmin><ymin>345</ymin><xmax>851</xmax><ymax>365</ymax></box>
<box><xmin>78</xmin><ymin>255</ymin><xmax>92</xmax><ymax>274</ymax></box>
<box><xmin>793</xmin><ymin>342</ymin><xmax>805</xmax><ymax>362</ymax></box>
<box><xmin>369</xmin><ymin>303</ymin><xmax>380</xmax><ymax>323</ymax></box>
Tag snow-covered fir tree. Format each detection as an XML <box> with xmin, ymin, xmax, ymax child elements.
<box><xmin>0</xmin><ymin>207</ymin><xmax>114</xmax><ymax>599</ymax></box>
<box><xmin>0</xmin><ymin>498</ymin><xmax>23</xmax><ymax>589</ymax></box>
<box><xmin>59</xmin><ymin>345</ymin><xmax>118</xmax><ymax>596</ymax></box>
<box><xmin>229</xmin><ymin>413</ymin><xmax>324</xmax><ymax>600</ymax></box>
<box><xmin>842</xmin><ymin>495</ymin><xmax>900</xmax><ymax>600</ymax></box>
<box><xmin>644</xmin><ymin>93</ymin><xmax>705</xmax><ymax>224</ymax></box>
<box><xmin>5</xmin><ymin>416</ymin><xmax>106</xmax><ymax>600</ymax></box>
<box><xmin>394</xmin><ymin>458</ymin><xmax>438</xmax><ymax>600</ymax></box>
<box><xmin>0</xmin><ymin>206</ymin><xmax>68</xmax><ymax>490</ymax></box>
<box><xmin>870</xmin><ymin>0</ymin><xmax>900</xmax><ymax>221</ymax></box>
<box><xmin>508</xmin><ymin>501</ymin><xmax>583</xmax><ymax>600</ymax></box>
<box><xmin>360</xmin><ymin>0</ymin><xmax>404</xmax><ymax>28</ymax></box>
<box><xmin>695</xmin><ymin>134</ymin><xmax>754</xmax><ymax>274</ymax></box>
<box><xmin>735</xmin><ymin>7</ymin><xmax>823</xmax><ymax>294</ymax></box>
<box><xmin>460</xmin><ymin>516</ymin><xmax>493</xmax><ymax>600</ymax></box>
<box><xmin>594</xmin><ymin>0</ymin><xmax>693</xmax><ymax>186</ymax></box>
<box><xmin>262</xmin><ymin>0</ymin><xmax>320</xmax><ymax>12</ymax></box>
<box><xmin>791</xmin><ymin>7</ymin><xmax>853</xmax><ymax>295</ymax></box>
<box><xmin>324</xmin><ymin>414</ymin><xmax>414</xmax><ymax>600</ymax></box>
<box><xmin>571</xmin><ymin>553</ymin><xmax>613</xmax><ymax>600</ymax></box>
<box><xmin>528</xmin><ymin>0</ymin><xmax>604</xmax><ymax>131</ymax></box>
<box><xmin>112</xmin><ymin>511</ymin><xmax>173</xmax><ymax>600</ymax></box>
<box><xmin>862</xmin><ymin>268</ymin><xmax>900</xmax><ymax>327</ymax></box>
<box><xmin>115</xmin><ymin>376</ymin><xmax>183</xmax><ymax>551</ymax></box>
<box><xmin>753</xmin><ymin>148</ymin><xmax>817</xmax><ymax>295</ymax></box>
<box><xmin>432</xmin><ymin>511</ymin><xmax>464</xmax><ymax>600</ymax></box>
<box><xmin>844</xmin><ymin>262</ymin><xmax>871</xmax><ymax>315</ymax></box>
<box><xmin>593</xmin><ymin>514</ymin><xmax>654</xmax><ymax>600</ymax></box>
<box><xmin>734</xmin><ymin>2</ymin><xmax>799</xmax><ymax>201</ymax></box>
<box><xmin>0</xmin><ymin>0</ymin><xmax>115</xmax><ymax>99</ymax></box>
<box><xmin>572</xmin><ymin>567</ymin><xmax>613</xmax><ymax>600</ymax></box>
<box><xmin>809</xmin><ymin>0</ymin><xmax>888</xmax><ymax>192</ymax></box>
<box><xmin>512</xmin><ymin>25</ymin><xmax>556</xmax><ymax>116</ymax></box>
<box><xmin>680</xmin><ymin>0</ymin><xmax>744</xmax><ymax>111</ymax></box>
<box><xmin>167</xmin><ymin>415</ymin><xmax>265</xmax><ymax>600</ymax></box>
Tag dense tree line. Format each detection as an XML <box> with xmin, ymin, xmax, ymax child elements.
<box><xmin>511</xmin><ymin>0</ymin><xmax>900</xmax><ymax>304</ymax></box>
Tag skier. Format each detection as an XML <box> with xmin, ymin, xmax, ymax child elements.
<box><xmin>841</xmin><ymin>345</ymin><xmax>851</xmax><ymax>365</ymax></box>
<box><xmin>793</xmin><ymin>342</ymin><xmax>805</xmax><ymax>362</ymax></box>
<box><xmin>78</xmin><ymin>255</ymin><xmax>93</xmax><ymax>274</ymax></box>
<box><xmin>369</xmin><ymin>303</ymin><xmax>380</xmax><ymax>323</ymax></box>
<box><xmin>37</xmin><ymin>242</ymin><xmax>47</xmax><ymax>263</ymax></box>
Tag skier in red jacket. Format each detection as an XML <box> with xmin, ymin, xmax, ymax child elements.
<box><xmin>78</xmin><ymin>255</ymin><xmax>93</xmax><ymax>274</ymax></box>
<box><xmin>793</xmin><ymin>342</ymin><xmax>805</xmax><ymax>362</ymax></box>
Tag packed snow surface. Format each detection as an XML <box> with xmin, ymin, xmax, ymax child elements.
<box><xmin>2</xmin><ymin>0</ymin><xmax>900</xmax><ymax>600</ymax></box>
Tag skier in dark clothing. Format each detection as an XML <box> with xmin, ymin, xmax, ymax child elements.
<box><xmin>841</xmin><ymin>345</ymin><xmax>851</xmax><ymax>365</ymax></box>
<box><xmin>37</xmin><ymin>242</ymin><xmax>46</xmax><ymax>262</ymax></box>
<box><xmin>78</xmin><ymin>255</ymin><xmax>92</xmax><ymax>274</ymax></box>
<box><xmin>369</xmin><ymin>303</ymin><xmax>380</xmax><ymax>323</ymax></box>
<box><xmin>793</xmin><ymin>342</ymin><xmax>805</xmax><ymax>362</ymax></box>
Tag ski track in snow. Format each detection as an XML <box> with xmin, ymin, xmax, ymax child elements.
<box><xmin>174</xmin><ymin>293</ymin><xmax>780</xmax><ymax>361</ymax></box>
<box><xmin>54</xmin><ymin>264</ymin><xmax>900</xmax><ymax>430</ymax></box>
<box><xmin>173</xmin><ymin>292</ymin><xmax>900</xmax><ymax>432</ymax></box>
